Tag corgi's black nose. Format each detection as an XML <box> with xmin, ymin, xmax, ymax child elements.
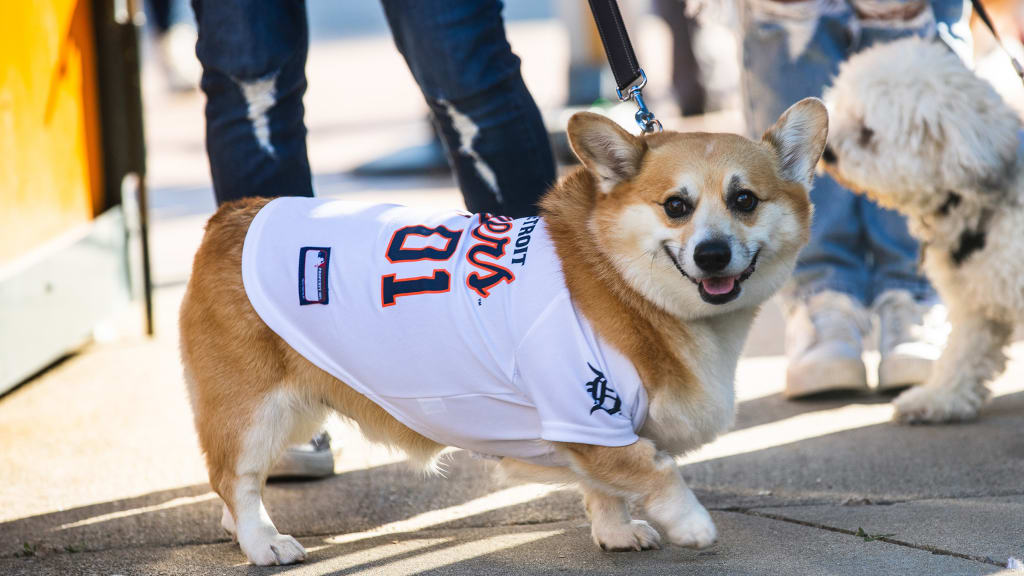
<box><xmin>694</xmin><ymin>240</ymin><xmax>731</xmax><ymax>272</ymax></box>
<box><xmin>822</xmin><ymin>144</ymin><xmax>837</xmax><ymax>165</ymax></box>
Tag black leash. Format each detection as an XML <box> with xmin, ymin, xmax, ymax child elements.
<box><xmin>969</xmin><ymin>0</ymin><xmax>1024</xmax><ymax>85</ymax></box>
<box><xmin>586</xmin><ymin>0</ymin><xmax>663</xmax><ymax>133</ymax></box>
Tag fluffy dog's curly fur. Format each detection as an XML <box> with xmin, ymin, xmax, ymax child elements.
<box><xmin>822</xmin><ymin>37</ymin><xmax>1023</xmax><ymax>423</ymax></box>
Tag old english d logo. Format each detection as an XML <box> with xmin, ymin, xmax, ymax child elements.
<box><xmin>585</xmin><ymin>363</ymin><xmax>621</xmax><ymax>416</ymax></box>
<box><xmin>299</xmin><ymin>247</ymin><xmax>330</xmax><ymax>305</ymax></box>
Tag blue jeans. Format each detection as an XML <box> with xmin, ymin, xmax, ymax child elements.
<box><xmin>192</xmin><ymin>0</ymin><xmax>555</xmax><ymax>218</ymax></box>
<box><xmin>147</xmin><ymin>0</ymin><xmax>189</xmax><ymax>33</ymax></box>
<box><xmin>739</xmin><ymin>0</ymin><xmax>972</xmax><ymax>305</ymax></box>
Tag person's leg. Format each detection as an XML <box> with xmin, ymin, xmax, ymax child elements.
<box><xmin>192</xmin><ymin>0</ymin><xmax>313</xmax><ymax>204</ymax></box>
<box><xmin>861</xmin><ymin>202</ymin><xmax>932</xmax><ymax>301</ymax></box>
<box><xmin>381</xmin><ymin>0</ymin><xmax>556</xmax><ymax>218</ymax></box>
<box><xmin>740</xmin><ymin>0</ymin><xmax>873</xmax><ymax>396</ymax></box>
<box><xmin>653</xmin><ymin>0</ymin><xmax>706</xmax><ymax>116</ymax></box>
<box><xmin>852</xmin><ymin>0</ymin><xmax>971</xmax><ymax>388</ymax></box>
<box><xmin>147</xmin><ymin>0</ymin><xmax>173</xmax><ymax>34</ymax></box>
<box><xmin>862</xmin><ymin>184</ymin><xmax>946</xmax><ymax>391</ymax></box>
<box><xmin>740</xmin><ymin>0</ymin><xmax>870</xmax><ymax>303</ymax></box>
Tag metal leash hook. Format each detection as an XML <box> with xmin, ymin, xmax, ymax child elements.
<box><xmin>616</xmin><ymin>69</ymin><xmax>663</xmax><ymax>134</ymax></box>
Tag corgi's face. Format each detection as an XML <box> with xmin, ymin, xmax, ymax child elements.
<box><xmin>568</xmin><ymin>99</ymin><xmax>826</xmax><ymax>320</ymax></box>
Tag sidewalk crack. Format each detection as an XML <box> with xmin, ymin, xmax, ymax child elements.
<box><xmin>723</xmin><ymin>507</ymin><xmax>1005</xmax><ymax>568</ymax></box>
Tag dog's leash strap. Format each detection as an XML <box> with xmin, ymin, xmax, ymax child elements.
<box><xmin>587</xmin><ymin>0</ymin><xmax>641</xmax><ymax>94</ymax></box>
<box><xmin>969</xmin><ymin>0</ymin><xmax>1024</xmax><ymax>84</ymax></box>
<box><xmin>586</xmin><ymin>0</ymin><xmax>663</xmax><ymax>133</ymax></box>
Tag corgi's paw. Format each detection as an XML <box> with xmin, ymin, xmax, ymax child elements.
<box><xmin>893</xmin><ymin>385</ymin><xmax>982</xmax><ymax>424</ymax></box>
<box><xmin>592</xmin><ymin>519</ymin><xmax>662</xmax><ymax>551</ymax></box>
<box><xmin>665</xmin><ymin>505</ymin><xmax>717</xmax><ymax>549</ymax></box>
<box><xmin>220</xmin><ymin>504</ymin><xmax>237</xmax><ymax>541</ymax></box>
<box><xmin>240</xmin><ymin>531</ymin><xmax>306</xmax><ymax>566</ymax></box>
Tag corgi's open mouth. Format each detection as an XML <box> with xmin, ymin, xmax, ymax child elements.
<box><xmin>664</xmin><ymin>246</ymin><xmax>760</xmax><ymax>305</ymax></box>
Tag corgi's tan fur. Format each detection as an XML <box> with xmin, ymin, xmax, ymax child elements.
<box><xmin>180</xmin><ymin>100</ymin><xmax>826</xmax><ymax>565</ymax></box>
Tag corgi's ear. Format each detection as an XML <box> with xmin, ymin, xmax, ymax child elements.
<box><xmin>568</xmin><ymin>112</ymin><xmax>647</xmax><ymax>193</ymax></box>
<box><xmin>762</xmin><ymin>97</ymin><xmax>829</xmax><ymax>189</ymax></box>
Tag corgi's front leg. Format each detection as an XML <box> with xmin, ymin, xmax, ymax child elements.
<box><xmin>582</xmin><ymin>485</ymin><xmax>661</xmax><ymax>551</ymax></box>
<box><xmin>562</xmin><ymin>440</ymin><xmax>716</xmax><ymax>549</ymax></box>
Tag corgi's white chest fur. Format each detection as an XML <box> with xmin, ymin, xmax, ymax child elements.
<box><xmin>640</xmin><ymin>308</ymin><xmax>754</xmax><ymax>456</ymax></box>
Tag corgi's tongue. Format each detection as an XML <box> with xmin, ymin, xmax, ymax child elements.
<box><xmin>700</xmin><ymin>276</ymin><xmax>737</xmax><ymax>295</ymax></box>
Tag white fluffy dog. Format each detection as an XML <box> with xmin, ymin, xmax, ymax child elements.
<box><xmin>821</xmin><ymin>37</ymin><xmax>1023</xmax><ymax>423</ymax></box>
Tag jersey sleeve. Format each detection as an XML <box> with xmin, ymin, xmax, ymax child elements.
<box><xmin>513</xmin><ymin>296</ymin><xmax>639</xmax><ymax>447</ymax></box>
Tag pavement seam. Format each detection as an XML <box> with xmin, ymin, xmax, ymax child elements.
<box><xmin>697</xmin><ymin>489</ymin><xmax>1024</xmax><ymax>510</ymax></box>
<box><xmin>723</xmin><ymin>507</ymin><xmax>1006</xmax><ymax>568</ymax></box>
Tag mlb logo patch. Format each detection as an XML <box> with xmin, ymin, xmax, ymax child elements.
<box><xmin>298</xmin><ymin>247</ymin><xmax>331</xmax><ymax>305</ymax></box>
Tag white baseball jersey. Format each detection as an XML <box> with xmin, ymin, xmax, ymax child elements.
<box><xmin>241</xmin><ymin>197</ymin><xmax>646</xmax><ymax>466</ymax></box>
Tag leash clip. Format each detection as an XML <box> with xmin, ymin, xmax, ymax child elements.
<box><xmin>616</xmin><ymin>69</ymin><xmax>663</xmax><ymax>134</ymax></box>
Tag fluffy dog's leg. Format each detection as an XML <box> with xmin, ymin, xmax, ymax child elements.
<box><xmin>582</xmin><ymin>485</ymin><xmax>662</xmax><ymax>551</ymax></box>
<box><xmin>894</xmin><ymin>314</ymin><xmax>1012</xmax><ymax>423</ymax></box>
<box><xmin>561</xmin><ymin>440</ymin><xmax>715</xmax><ymax>549</ymax></box>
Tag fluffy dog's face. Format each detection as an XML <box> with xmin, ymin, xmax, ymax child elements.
<box><xmin>822</xmin><ymin>37</ymin><xmax>1021</xmax><ymax>217</ymax></box>
<box><xmin>567</xmin><ymin>99</ymin><xmax>826</xmax><ymax>320</ymax></box>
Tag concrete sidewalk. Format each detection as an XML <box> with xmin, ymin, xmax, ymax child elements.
<box><xmin>2</xmin><ymin>7</ymin><xmax>1023</xmax><ymax>574</ymax></box>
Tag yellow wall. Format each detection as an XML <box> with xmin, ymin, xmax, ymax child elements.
<box><xmin>0</xmin><ymin>0</ymin><xmax>104</xmax><ymax>265</ymax></box>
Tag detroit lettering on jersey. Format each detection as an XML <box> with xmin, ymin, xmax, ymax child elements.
<box><xmin>511</xmin><ymin>216</ymin><xmax>539</xmax><ymax>266</ymax></box>
<box><xmin>241</xmin><ymin>198</ymin><xmax>647</xmax><ymax>465</ymax></box>
<box><xmin>465</xmin><ymin>214</ymin><xmax>515</xmax><ymax>299</ymax></box>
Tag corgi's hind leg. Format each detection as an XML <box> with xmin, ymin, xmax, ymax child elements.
<box><xmin>202</xmin><ymin>387</ymin><xmax>314</xmax><ymax>566</ymax></box>
<box><xmin>221</xmin><ymin>503</ymin><xmax>237</xmax><ymax>540</ymax></box>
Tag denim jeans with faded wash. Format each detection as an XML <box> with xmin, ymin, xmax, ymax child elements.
<box><xmin>740</xmin><ymin>0</ymin><xmax>972</xmax><ymax>305</ymax></box>
<box><xmin>191</xmin><ymin>0</ymin><xmax>556</xmax><ymax>218</ymax></box>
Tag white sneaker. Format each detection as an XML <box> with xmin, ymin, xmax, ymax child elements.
<box><xmin>268</xmin><ymin>432</ymin><xmax>335</xmax><ymax>480</ymax></box>
<box><xmin>785</xmin><ymin>291</ymin><xmax>870</xmax><ymax>398</ymax></box>
<box><xmin>874</xmin><ymin>290</ymin><xmax>948</xmax><ymax>391</ymax></box>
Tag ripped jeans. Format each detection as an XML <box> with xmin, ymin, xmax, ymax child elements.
<box><xmin>740</xmin><ymin>0</ymin><xmax>972</xmax><ymax>305</ymax></box>
<box><xmin>192</xmin><ymin>0</ymin><xmax>556</xmax><ymax>218</ymax></box>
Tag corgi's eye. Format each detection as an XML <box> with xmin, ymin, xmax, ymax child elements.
<box><xmin>731</xmin><ymin>190</ymin><xmax>759</xmax><ymax>213</ymax></box>
<box><xmin>663</xmin><ymin>196</ymin><xmax>691</xmax><ymax>219</ymax></box>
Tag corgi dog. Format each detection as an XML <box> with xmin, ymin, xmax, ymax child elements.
<box><xmin>179</xmin><ymin>99</ymin><xmax>826</xmax><ymax>566</ymax></box>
